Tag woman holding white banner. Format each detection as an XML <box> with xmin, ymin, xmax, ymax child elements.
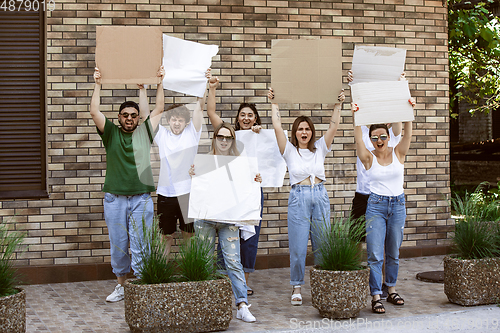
<box><xmin>352</xmin><ymin>97</ymin><xmax>415</xmax><ymax>314</ymax></box>
<box><xmin>189</xmin><ymin>122</ymin><xmax>261</xmax><ymax>323</ymax></box>
<box><xmin>268</xmin><ymin>87</ymin><xmax>345</xmax><ymax>306</ymax></box>
<box><xmin>206</xmin><ymin>69</ymin><xmax>264</xmax><ymax>296</ymax></box>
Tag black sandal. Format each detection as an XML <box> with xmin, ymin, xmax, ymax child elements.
<box><xmin>371</xmin><ymin>299</ymin><xmax>385</xmax><ymax>314</ymax></box>
<box><xmin>387</xmin><ymin>292</ymin><xmax>404</xmax><ymax>305</ymax></box>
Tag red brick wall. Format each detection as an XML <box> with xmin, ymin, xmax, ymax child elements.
<box><xmin>0</xmin><ymin>0</ymin><xmax>452</xmax><ymax>268</ymax></box>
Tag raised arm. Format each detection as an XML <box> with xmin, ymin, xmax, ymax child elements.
<box><xmin>324</xmin><ymin>89</ymin><xmax>345</xmax><ymax>149</ymax></box>
<box><xmin>149</xmin><ymin>66</ymin><xmax>165</xmax><ymax>130</ymax></box>
<box><xmin>90</xmin><ymin>68</ymin><xmax>106</xmax><ymax>133</ymax></box>
<box><xmin>193</xmin><ymin>87</ymin><xmax>207</xmax><ymax>132</ymax></box>
<box><xmin>268</xmin><ymin>88</ymin><xmax>287</xmax><ymax>154</ymax></box>
<box><xmin>206</xmin><ymin>69</ymin><xmax>223</xmax><ymax>129</ymax></box>
<box><xmin>352</xmin><ymin>103</ymin><xmax>372</xmax><ymax>170</ymax></box>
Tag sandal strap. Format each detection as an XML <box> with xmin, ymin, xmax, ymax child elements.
<box><xmin>389</xmin><ymin>293</ymin><xmax>404</xmax><ymax>301</ymax></box>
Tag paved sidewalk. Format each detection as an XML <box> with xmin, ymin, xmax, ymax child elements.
<box><xmin>24</xmin><ymin>255</ymin><xmax>500</xmax><ymax>332</ymax></box>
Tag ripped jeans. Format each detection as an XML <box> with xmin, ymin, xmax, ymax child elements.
<box><xmin>194</xmin><ymin>220</ymin><xmax>248</xmax><ymax>306</ymax></box>
<box><xmin>365</xmin><ymin>193</ymin><xmax>406</xmax><ymax>296</ymax></box>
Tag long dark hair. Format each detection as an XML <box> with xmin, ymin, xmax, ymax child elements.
<box><xmin>291</xmin><ymin>116</ymin><xmax>316</xmax><ymax>153</ymax></box>
<box><xmin>369</xmin><ymin>124</ymin><xmax>389</xmax><ymax>137</ymax></box>
<box><xmin>234</xmin><ymin>103</ymin><xmax>261</xmax><ymax>131</ymax></box>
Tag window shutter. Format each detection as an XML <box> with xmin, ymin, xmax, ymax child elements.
<box><xmin>0</xmin><ymin>11</ymin><xmax>47</xmax><ymax>199</ymax></box>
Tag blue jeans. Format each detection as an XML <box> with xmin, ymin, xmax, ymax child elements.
<box><xmin>103</xmin><ymin>192</ymin><xmax>154</xmax><ymax>278</ymax></box>
<box><xmin>288</xmin><ymin>183</ymin><xmax>330</xmax><ymax>286</ymax></box>
<box><xmin>194</xmin><ymin>220</ymin><xmax>248</xmax><ymax>306</ymax></box>
<box><xmin>217</xmin><ymin>189</ymin><xmax>264</xmax><ymax>273</ymax></box>
<box><xmin>365</xmin><ymin>193</ymin><xmax>406</xmax><ymax>296</ymax></box>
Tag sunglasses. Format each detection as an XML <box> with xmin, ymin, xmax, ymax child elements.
<box><xmin>216</xmin><ymin>135</ymin><xmax>234</xmax><ymax>142</ymax></box>
<box><xmin>120</xmin><ymin>112</ymin><xmax>139</xmax><ymax>119</ymax></box>
<box><xmin>370</xmin><ymin>134</ymin><xmax>388</xmax><ymax>142</ymax></box>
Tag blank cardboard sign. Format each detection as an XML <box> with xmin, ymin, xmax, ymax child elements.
<box><xmin>271</xmin><ymin>39</ymin><xmax>342</xmax><ymax>104</ymax></box>
<box><xmin>349</xmin><ymin>46</ymin><xmax>407</xmax><ymax>85</ymax></box>
<box><xmin>351</xmin><ymin>80</ymin><xmax>414</xmax><ymax>126</ymax></box>
<box><xmin>95</xmin><ymin>26</ymin><xmax>163</xmax><ymax>84</ymax></box>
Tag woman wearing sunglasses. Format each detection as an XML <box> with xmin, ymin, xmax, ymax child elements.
<box><xmin>267</xmin><ymin>87</ymin><xmax>345</xmax><ymax>306</ymax></box>
<box><xmin>205</xmin><ymin>70</ymin><xmax>263</xmax><ymax>296</ymax></box>
<box><xmin>189</xmin><ymin>122</ymin><xmax>261</xmax><ymax>323</ymax></box>
<box><xmin>352</xmin><ymin>97</ymin><xmax>416</xmax><ymax>315</ymax></box>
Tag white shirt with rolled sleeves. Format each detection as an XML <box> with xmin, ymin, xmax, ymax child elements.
<box><xmin>155</xmin><ymin>121</ymin><xmax>201</xmax><ymax>197</ymax></box>
<box><xmin>355</xmin><ymin>126</ymin><xmax>400</xmax><ymax>195</ymax></box>
<box><xmin>282</xmin><ymin>136</ymin><xmax>330</xmax><ymax>186</ymax></box>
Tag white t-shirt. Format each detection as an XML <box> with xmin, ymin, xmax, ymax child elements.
<box><xmin>356</xmin><ymin>126</ymin><xmax>401</xmax><ymax>195</ymax></box>
<box><xmin>282</xmin><ymin>136</ymin><xmax>330</xmax><ymax>186</ymax></box>
<box><xmin>155</xmin><ymin>122</ymin><xmax>201</xmax><ymax>197</ymax></box>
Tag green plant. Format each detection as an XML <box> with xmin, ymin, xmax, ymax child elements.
<box><xmin>0</xmin><ymin>221</ymin><xmax>25</xmax><ymax>297</ymax></box>
<box><xmin>177</xmin><ymin>234</ymin><xmax>221</xmax><ymax>282</ymax></box>
<box><xmin>315</xmin><ymin>216</ymin><xmax>365</xmax><ymax>271</ymax></box>
<box><xmin>449</xmin><ymin>183</ymin><xmax>500</xmax><ymax>260</ymax></box>
<box><xmin>133</xmin><ymin>215</ymin><xmax>176</xmax><ymax>285</ymax></box>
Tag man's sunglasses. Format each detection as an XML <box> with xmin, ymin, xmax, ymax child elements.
<box><xmin>120</xmin><ymin>112</ymin><xmax>139</xmax><ymax>118</ymax></box>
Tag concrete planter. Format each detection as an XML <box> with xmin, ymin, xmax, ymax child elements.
<box><xmin>310</xmin><ymin>266</ymin><xmax>369</xmax><ymax>319</ymax></box>
<box><xmin>0</xmin><ymin>288</ymin><xmax>26</xmax><ymax>333</ymax></box>
<box><xmin>124</xmin><ymin>277</ymin><xmax>233</xmax><ymax>333</ymax></box>
<box><xmin>444</xmin><ymin>256</ymin><xmax>500</xmax><ymax>306</ymax></box>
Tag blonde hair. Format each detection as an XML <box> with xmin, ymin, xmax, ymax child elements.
<box><xmin>211</xmin><ymin>122</ymin><xmax>240</xmax><ymax>156</ymax></box>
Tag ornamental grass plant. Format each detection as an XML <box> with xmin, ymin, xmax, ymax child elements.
<box><xmin>177</xmin><ymin>234</ymin><xmax>221</xmax><ymax>282</ymax></box>
<box><xmin>133</xmin><ymin>215</ymin><xmax>176</xmax><ymax>285</ymax></box>
<box><xmin>0</xmin><ymin>221</ymin><xmax>25</xmax><ymax>297</ymax></box>
<box><xmin>132</xmin><ymin>215</ymin><xmax>220</xmax><ymax>284</ymax></box>
<box><xmin>315</xmin><ymin>216</ymin><xmax>365</xmax><ymax>271</ymax></box>
<box><xmin>449</xmin><ymin>182</ymin><xmax>500</xmax><ymax>260</ymax></box>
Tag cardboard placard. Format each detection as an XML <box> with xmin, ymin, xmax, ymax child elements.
<box><xmin>95</xmin><ymin>26</ymin><xmax>163</xmax><ymax>84</ymax></box>
<box><xmin>351</xmin><ymin>81</ymin><xmax>414</xmax><ymax>126</ymax></box>
<box><xmin>349</xmin><ymin>45</ymin><xmax>407</xmax><ymax>85</ymax></box>
<box><xmin>271</xmin><ymin>39</ymin><xmax>343</xmax><ymax>104</ymax></box>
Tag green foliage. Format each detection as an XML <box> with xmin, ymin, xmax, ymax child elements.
<box><xmin>0</xmin><ymin>222</ymin><xmax>25</xmax><ymax>297</ymax></box>
<box><xmin>315</xmin><ymin>216</ymin><xmax>365</xmax><ymax>272</ymax></box>
<box><xmin>449</xmin><ymin>182</ymin><xmax>500</xmax><ymax>259</ymax></box>
<box><xmin>448</xmin><ymin>0</ymin><xmax>500</xmax><ymax>116</ymax></box>
<box><xmin>134</xmin><ymin>215</ymin><xmax>176</xmax><ymax>285</ymax></box>
<box><xmin>177</xmin><ymin>234</ymin><xmax>221</xmax><ymax>282</ymax></box>
<box><xmin>132</xmin><ymin>215</ymin><xmax>222</xmax><ymax>284</ymax></box>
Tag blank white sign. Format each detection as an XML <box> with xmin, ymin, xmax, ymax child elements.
<box><xmin>352</xmin><ymin>81</ymin><xmax>414</xmax><ymax>126</ymax></box>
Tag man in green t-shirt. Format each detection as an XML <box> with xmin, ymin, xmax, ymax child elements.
<box><xmin>90</xmin><ymin>67</ymin><xmax>164</xmax><ymax>302</ymax></box>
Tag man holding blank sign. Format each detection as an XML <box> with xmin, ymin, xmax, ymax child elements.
<box><xmin>90</xmin><ymin>66</ymin><xmax>165</xmax><ymax>303</ymax></box>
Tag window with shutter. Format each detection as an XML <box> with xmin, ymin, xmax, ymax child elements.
<box><xmin>0</xmin><ymin>11</ymin><xmax>47</xmax><ymax>199</ymax></box>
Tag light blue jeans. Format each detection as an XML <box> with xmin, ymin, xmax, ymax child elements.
<box><xmin>365</xmin><ymin>193</ymin><xmax>406</xmax><ymax>296</ymax></box>
<box><xmin>194</xmin><ymin>220</ymin><xmax>248</xmax><ymax>306</ymax></box>
<box><xmin>287</xmin><ymin>183</ymin><xmax>330</xmax><ymax>286</ymax></box>
<box><xmin>103</xmin><ymin>192</ymin><xmax>153</xmax><ymax>278</ymax></box>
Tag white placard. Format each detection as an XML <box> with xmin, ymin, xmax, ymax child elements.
<box><xmin>350</xmin><ymin>46</ymin><xmax>407</xmax><ymax>85</ymax></box>
<box><xmin>162</xmin><ymin>35</ymin><xmax>219</xmax><ymax>97</ymax></box>
<box><xmin>188</xmin><ymin>155</ymin><xmax>261</xmax><ymax>225</ymax></box>
<box><xmin>351</xmin><ymin>81</ymin><xmax>414</xmax><ymax>126</ymax></box>
<box><xmin>236</xmin><ymin>129</ymin><xmax>287</xmax><ymax>188</ymax></box>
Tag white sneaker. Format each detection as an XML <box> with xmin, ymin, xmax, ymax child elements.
<box><xmin>106</xmin><ymin>284</ymin><xmax>124</xmax><ymax>302</ymax></box>
<box><xmin>236</xmin><ymin>303</ymin><xmax>256</xmax><ymax>322</ymax></box>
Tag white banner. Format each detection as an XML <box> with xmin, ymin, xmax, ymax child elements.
<box><xmin>188</xmin><ymin>155</ymin><xmax>261</xmax><ymax>225</ymax></box>
<box><xmin>349</xmin><ymin>45</ymin><xmax>406</xmax><ymax>85</ymax></box>
<box><xmin>236</xmin><ymin>129</ymin><xmax>287</xmax><ymax>188</ymax></box>
<box><xmin>162</xmin><ymin>35</ymin><xmax>219</xmax><ymax>97</ymax></box>
<box><xmin>351</xmin><ymin>81</ymin><xmax>414</xmax><ymax>126</ymax></box>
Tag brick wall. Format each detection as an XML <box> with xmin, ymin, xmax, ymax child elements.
<box><xmin>1</xmin><ymin>0</ymin><xmax>453</xmax><ymax>273</ymax></box>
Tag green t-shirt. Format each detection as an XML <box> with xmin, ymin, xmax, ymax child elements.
<box><xmin>98</xmin><ymin>117</ymin><xmax>157</xmax><ymax>195</ymax></box>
